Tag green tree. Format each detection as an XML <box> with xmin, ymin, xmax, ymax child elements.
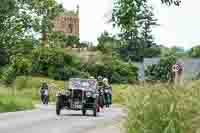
<box><xmin>48</xmin><ymin>32</ymin><xmax>67</xmax><ymax>48</ymax></box>
<box><xmin>188</xmin><ymin>45</ymin><xmax>200</xmax><ymax>57</ymax></box>
<box><xmin>161</xmin><ymin>0</ymin><xmax>181</xmax><ymax>6</ymax></box>
<box><xmin>0</xmin><ymin>48</ymin><xmax>8</xmax><ymax>66</ymax></box>
<box><xmin>0</xmin><ymin>0</ymin><xmax>33</xmax><ymax>49</ymax></box>
<box><xmin>29</xmin><ymin>0</ymin><xmax>64</xmax><ymax>47</ymax></box>
<box><xmin>97</xmin><ymin>31</ymin><xmax>114</xmax><ymax>53</ymax></box>
<box><xmin>113</xmin><ymin>0</ymin><xmax>158</xmax><ymax>62</ymax></box>
<box><xmin>65</xmin><ymin>35</ymin><xmax>80</xmax><ymax>47</ymax></box>
<box><xmin>145</xmin><ymin>55</ymin><xmax>177</xmax><ymax>81</ymax></box>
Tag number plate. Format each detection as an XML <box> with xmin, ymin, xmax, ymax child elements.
<box><xmin>72</xmin><ymin>102</ymin><xmax>82</xmax><ymax>109</ymax></box>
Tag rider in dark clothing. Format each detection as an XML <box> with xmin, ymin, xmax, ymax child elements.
<box><xmin>40</xmin><ymin>82</ymin><xmax>49</xmax><ymax>104</ymax></box>
<box><xmin>97</xmin><ymin>76</ymin><xmax>105</xmax><ymax>108</ymax></box>
<box><xmin>40</xmin><ymin>88</ymin><xmax>45</xmax><ymax>104</ymax></box>
<box><xmin>103</xmin><ymin>78</ymin><xmax>112</xmax><ymax>107</ymax></box>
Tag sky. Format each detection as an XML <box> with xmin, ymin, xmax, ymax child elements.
<box><xmin>58</xmin><ymin>0</ymin><xmax>200</xmax><ymax>49</ymax></box>
<box><xmin>151</xmin><ymin>0</ymin><xmax>200</xmax><ymax>49</ymax></box>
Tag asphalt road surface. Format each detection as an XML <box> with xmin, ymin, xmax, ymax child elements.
<box><xmin>0</xmin><ymin>105</ymin><xmax>124</xmax><ymax>133</ymax></box>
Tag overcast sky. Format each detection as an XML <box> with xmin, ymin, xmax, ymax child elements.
<box><xmin>58</xmin><ymin>0</ymin><xmax>200</xmax><ymax>49</ymax></box>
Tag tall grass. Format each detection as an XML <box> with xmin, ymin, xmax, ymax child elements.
<box><xmin>125</xmin><ymin>81</ymin><xmax>200</xmax><ymax>133</ymax></box>
<box><xmin>112</xmin><ymin>84</ymin><xmax>129</xmax><ymax>104</ymax></box>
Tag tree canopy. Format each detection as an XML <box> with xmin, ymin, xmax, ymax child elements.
<box><xmin>161</xmin><ymin>0</ymin><xmax>181</xmax><ymax>6</ymax></box>
<box><xmin>113</xmin><ymin>0</ymin><xmax>159</xmax><ymax>62</ymax></box>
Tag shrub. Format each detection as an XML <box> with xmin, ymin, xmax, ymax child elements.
<box><xmin>48</xmin><ymin>65</ymin><xmax>89</xmax><ymax>80</ymax></box>
<box><xmin>145</xmin><ymin>55</ymin><xmax>176</xmax><ymax>81</ymax></box>
<box><xmin>1</xmin><ymin>66</ymin><xmax>17</xmax><ymax>84</ymax></box>
<box><xmin>32</xmin><ymin>48</ymin><xmax>83</xmax><ymax>80</ymax></box>
<box><xmin>143</xmin><ymin>48</ymin><xmax>161</xmax><ymax>58</ymax></box>
<box><xmin>82</xmin><ymin>57</ymin><xmax>138</xmax><ymax>83</ymax></box>
<box><xmin>0</xmin><ymin>48</ymin><xmax>8</xmax><ymax>66</ymax></box>
<box><xmin>188</xmin><ymin>45</ymin><xmax>200</xmax><ymax>57</ymax></box>
<box><xmin>111</xmin><ymin>59</ymin><xmax>138</xmax><ymax>83</ymax></box>
<box><xmin>11</xmin><ymin>55</ymin><xmax>32</xmax><ymax>75</ymax></box>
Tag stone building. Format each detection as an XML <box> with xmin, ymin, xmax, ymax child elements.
<box><xmin>53</xmin><ymin>5</ymin><xmax>79</xmax><ymax>37</ymax></box>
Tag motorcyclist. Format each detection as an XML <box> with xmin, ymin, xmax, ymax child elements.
<box><xmin>40</xmin><ymin>81</ymin><xmax>48</xmax><ymax>104</ymax></box>
<box><xmin>103</xmin><ymin>78</ymin><xmax>112</xmax><ymax>107</ymax></box>
<box><xmin>97</xmin><ymin>76</ymin><xmax>105</xmax><ymax>109</ymax></box>
<box><xmin>43</xmin><ymin>86</ymin><xmax>49</xmax><ymax>105</ymax></box>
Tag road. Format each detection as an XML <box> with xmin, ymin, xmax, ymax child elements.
<box><xmin>0</xmin><ymin>105</ymin><xmax>124</xmax><ymax>133</ymax></box>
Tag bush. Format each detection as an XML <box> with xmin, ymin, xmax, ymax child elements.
<box><xmin>188</xmin><ymin>45</ymin><xmax>200</xmax><ymax>57</ymax></box>
<box><xmin>111</xmin><ymin>59</ymin><xmax>138</xmax><ymax>83</ymax></box>
<box><xmin>11</xmin><ymin>55</ymin><xmax>32</xmax><ymax>75</ymax></box>
<box><xmin>143</xmin><ymin>48</ymin><xmax>161</xmax><ymax>58</ymax></box>
<box><xmin>1</xmin><ymin>66</ymin><xmax>17</xmax><ymax>84</ymax></box>
<box><xmin>32</xmin><ymin>48</ymin><xmax>83</xmax><ymax>80</ymax></box>
<box><xmin>0</xmin><ymin>48</ymin><xmax>8</xmax><ymax>66</ymax></box>
<box><xmin>145</xmin><ymin>55</ymin><xmax>176</xmax><ymax>81</ymax></box>
<box><xmin>48</xmin><ymin>65</ymin><xmax>89</xmax><ymax>80</ymax></box>
<box><xmin>1</xmin><ymin>55</ymin><xmax>32</xmax><ymax>84</ymax></box>
<box><xmin>82</xmin><ymin>57</ymin><xmax>138</xmax><ymax>83</ymax></box>
<box><xmin>125</xmin><ymin>83</ymin><xmax>200</xmax><ymax>133</ymax></box>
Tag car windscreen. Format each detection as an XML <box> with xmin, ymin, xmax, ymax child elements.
<box><xmin>69</xmin><ymin>79</ymin><xmax>97</xmax><ymax>90</ymax></box>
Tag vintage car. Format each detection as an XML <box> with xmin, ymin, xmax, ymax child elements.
<box><xmin>56</xmin><ymin>78</ymin><xmax>99</xmax><ymax>116</ymax></box>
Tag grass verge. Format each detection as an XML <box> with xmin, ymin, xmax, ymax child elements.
<box><xmin>125</xmin><ymin>81</ymin><xmax>200</xmax><ymax>133</ymax></box>
<box><xmin>0</xmin><ymin>89</ymin><xmax>34</xmax><ymax>112</ymax></box>
<box><xmin>0</xmin><ymin>76</ymin><xmax>64</xmax><ymax>112</ymax></box>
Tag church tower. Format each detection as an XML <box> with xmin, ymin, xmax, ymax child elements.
<box><xmin>76</xmin><ymin>5</ymin><xmax>79</xmax><ymax>16</ymax></box>
<box><xmin>53</xmin><ymin>5</ymin><xmax>80</xmax><ymax>37</ymax></box>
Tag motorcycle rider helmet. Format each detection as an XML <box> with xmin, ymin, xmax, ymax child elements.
<box><xmin>103</xmin><ymin>78</ymin><xmax>108</xmax><ymax>82</ymax></box>
<box><xmin>90</xmin><ymin>76</ymin><xmax>95</xmax><ymax>79</ymax></box>
<box><xmin>97</xmin><ymin>76</ymin><xmax>103</xmax><ymax>81</ymax></box>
